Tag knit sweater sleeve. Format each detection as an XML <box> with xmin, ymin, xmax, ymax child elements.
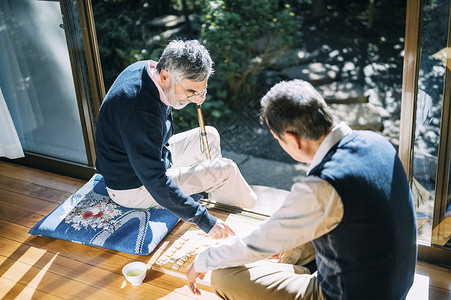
<box><xmin>121</xmin><ymin>110</ymin><xmax>217</xmax><ymax>233</ymax></box>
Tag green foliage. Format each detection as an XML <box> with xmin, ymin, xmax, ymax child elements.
<box><xmin>171</xmin><ymin>0</ymin><xmax>208</xmax><ymax>14</ymax></box>
<box><xmin>93</xmin><ymin>2</ymin><xmax>148</xmax><ymax>89</ymax></box>
<box><xmin>200</xmin><ymin>0</ymin><xmax>302</xmax><ymax>108</ymax></box>
<box><xmin>93</xmin><ymin>0</ymin><xmax>301</xmax><ymax>130</ymax></box>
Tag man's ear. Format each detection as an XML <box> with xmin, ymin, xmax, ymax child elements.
<box><xmin>159</xmin><ymin>69</ymin><xmax>170</xmax><ymax>89</ymax></box>
<box><xmin>283</xmin><ymin>132</ymin><xmax>302</xmax><ymax>150</ymax></box>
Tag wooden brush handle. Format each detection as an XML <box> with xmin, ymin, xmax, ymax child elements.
<box><xmin>196</xmin><ymin>105</ymin><xmax>211</xmax><ymax>160</ymax></box>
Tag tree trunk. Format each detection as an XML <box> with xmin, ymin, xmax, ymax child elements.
<box><xmin>368</xmin><ymin>0</ymin><xmax>375</xmax><ymax>29</ymax></box>
<box><xmin>181</xmin><ymin>0</ymin><xmax>191</xmax><ymax>33</ymax></box>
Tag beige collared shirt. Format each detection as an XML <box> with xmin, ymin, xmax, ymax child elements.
<box><xmin>194</xmin><ymin>123</ymin><xmax>352</xmax><ymax>273</ymax></box>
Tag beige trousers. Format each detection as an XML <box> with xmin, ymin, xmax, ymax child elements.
<box><xmin>211</xmin><ymin>260</ymin><xmax>325</xmax><ymax>300</ymax></box>
<box><xmin>107</xmin><ymin>126</ymin><xmax>257</xmax><ymax>209</ymax></box>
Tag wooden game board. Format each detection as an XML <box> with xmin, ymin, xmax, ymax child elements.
<box><xmin>150</xmin><ymin>202</ymin><xmax>269</xmax><ymax>286</ymax></box>
<box><xmin>149</xmin><ymin>186</ymin><xmax>290</xmax><ymax>285</ymax></box>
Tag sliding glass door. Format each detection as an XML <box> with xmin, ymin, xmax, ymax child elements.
<box><xmin>0</xmin><ymin>0</ymin><xmax>87</xmax><ymax>163</ymax></box>
<box><xmin>0</xmin><ymin>0</ymin><xmax>103</xmax><ymax>179</ymax></box>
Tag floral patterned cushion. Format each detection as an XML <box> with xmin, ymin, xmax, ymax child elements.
<box><xmin>29</xmin><ymin>174</ymin><xmax>181</xmax><ymax>255</ymax></box>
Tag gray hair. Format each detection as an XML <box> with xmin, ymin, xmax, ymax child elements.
<box><xmin>260</xmin><ymin>80</ymin><xmax>334</xmax><ymax>141</ymax></box>
<box><xmin>156</xmin><ymin>39</ymin><xmax>214</xmax><ymax>82</ymax></box>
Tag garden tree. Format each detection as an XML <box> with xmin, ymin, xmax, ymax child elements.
<box><xmin>181</xmin><ymin>0</ymin><xmax>191</xmax><ymax>32</ymax></box>
<box><xmin>92</xmin><ymin>0</ymin><xmax>210</xmax><ymax>89</ymax></box>
<box><xmin>200</xmin><ymin>0</ymin><xmax>301</xmax><ymax>108</ymax></box>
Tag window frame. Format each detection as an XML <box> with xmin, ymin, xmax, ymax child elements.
<box><xmin>401</xmin><ymin>0</ymin><xmax>451</xmax><ymax>265</ymax></box>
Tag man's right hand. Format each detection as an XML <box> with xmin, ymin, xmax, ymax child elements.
<box><xmin>208</xmin><ymin>219</ymin><xmax>235</xmax><ymax>239</ymax></box>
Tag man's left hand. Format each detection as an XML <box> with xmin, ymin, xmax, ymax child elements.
<box><xmin>191</xmin><ymin>97</ymin><xmax>206</xmax><ymax>105</ymax></box>
<box><xmin>186</xmin><ymin>262</ymin><xmax>206</xmax><ymax>295</ymax></box>
<box><xmin>208</xmin><ymin>219</ymin><xmax>235</xmax><ymax>239</ymax></box>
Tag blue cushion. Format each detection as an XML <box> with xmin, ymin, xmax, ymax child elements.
<box><xmin>29</xmin><ymin>174</ymin><xmax>181</xmax><ymax>255</ymax></box>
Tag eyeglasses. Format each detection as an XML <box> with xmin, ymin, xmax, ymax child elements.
<box><xmin>186</xmin><ymin>87</ymin><xmax>208</xmax><ymax>101</ymax></box>
<box><xmin>175</xmin><ymin>79</ymin><xmax>208</xmax><ymax>101</ymax></box>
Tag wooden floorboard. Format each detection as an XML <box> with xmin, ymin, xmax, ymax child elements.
<box><xmin>0</xmin><ymin>277</ymin><xmax>62</xmax><ymax>300</ymax></box>
<box><xmin>0</xmin><ymin>160</ymin><xmax>450</xmax><ymax>299</ymax></box>
<box><xmin>0</xmin><ymin>161</ymin><xmax>218</xmax><ymax>299</ymax></box>
<box><xmin>0</xmin><ymin>175</ymin><xmax>73</xmax><ymax>204</ymax></box>
<box><xmin>0</xmin><ymin>163</ymin><xmax>84</xmax><ymax>193</ymax></box>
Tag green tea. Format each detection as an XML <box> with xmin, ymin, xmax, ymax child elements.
<box><xmin>126</xmin><ymin>270</ymin><xmax>143</xmax><ymax>277</ymax></box>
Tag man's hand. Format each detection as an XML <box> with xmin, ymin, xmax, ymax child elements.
<box><xmin>191</xmin><ymin>97</ymin><xmax>206</xmax><ymax>105</ymax></box>
<box><xmin>208</xmin><ymin>219</ymin><xmax>235</xmax><ymax>239</ymax></box>
<box><xmin>186</xmin><ymin>262</ymin><xmax>206</xmax><ymax>295</ymax></box>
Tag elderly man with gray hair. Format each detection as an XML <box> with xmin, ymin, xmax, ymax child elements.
<box><xmin>95</xmin><ymin>39</ymin><xmax>256</xmax><ymax>239</ymax></box>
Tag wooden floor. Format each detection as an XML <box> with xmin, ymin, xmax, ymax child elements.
<box><xmin>1</xmin><ymin>160</ymin><xmax>451</xmax><ymax>299</ymax></box>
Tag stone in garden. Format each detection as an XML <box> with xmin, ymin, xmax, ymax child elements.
<box><xmin>315</xmin><ymin>81</ymin><xmax>369</xmax><ymax>104</ymax></box>
<box><xmin>257</xmin><ymin>71</ymin><xmax>286</xmax><ymax>90</ymax></box>
<box><xmin>281</xmin><ymin>63</ymin><xmax>338</xmax><ymax>86</ymax></box>
<box><xmin>148</xmin><ymin>15</ymin><xmax>185</xmax><ymax>29</ymax></box>
<box><xmin>146</xmin><ymin>27</ymin><xmax>185</xmax><ymax>47</ymax></box>
<box><xmin>329</xmin><ymin>102</ymin><xmax>383</xmax><ymax>132</ymax></box>
<box><xmin>270</xmin><ymin>48</ymin><xmax>314</xmax><ymax>70</ymax></box>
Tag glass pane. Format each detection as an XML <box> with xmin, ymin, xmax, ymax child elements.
<box><xmin>413</xmin><ymin>0</ymin><xmax>450</xmax><ymax>245</ymax></box>
<box><xmin>93</xmin><ymin>1</ymin><xmax>407</xmax><ymax>191</ymax></box>
<box><xmin>0</xmin><ymin>0</ymin><xmax>88</xmax><ymax>164</ymax></box>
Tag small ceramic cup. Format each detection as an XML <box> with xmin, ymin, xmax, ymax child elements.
<box><xmin>122</xmin><ymin>261</ymin><xmax>147</xmax><ymax>286</ymax></box>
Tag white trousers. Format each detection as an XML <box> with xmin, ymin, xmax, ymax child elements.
<box><xmin>107</xmin><ymin>126</ymin><xmax>257</xmax><ymax>209</ymax></box>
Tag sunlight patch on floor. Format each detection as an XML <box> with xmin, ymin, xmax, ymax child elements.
<box><xmin>0</xmin><ymin>247</ymin><xmax>48</xmax><ymax>298</ymax></box>
<box><xmin>407</xmin><ymin>273</ymin><xmax>429</xmax><ymax>300</ymax></box>
<box><xmin>15</xmin><ymin>253</ymin><xmax>58</xmax><ymax>299</ymax></box>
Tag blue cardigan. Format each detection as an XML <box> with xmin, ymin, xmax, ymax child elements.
<box><xmin>310</xmin><ymin>131</ymin><xmax>417</xmax><ymax>300</ymax></box>
<box><xmin>95</xmin><ymin>61</ymin><xmax>217</xmax><ymax>233</ymax></box>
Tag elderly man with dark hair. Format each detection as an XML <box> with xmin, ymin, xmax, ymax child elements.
<box><xmin>95</xmin><ymin>40</ymin><xmax>256</xmax><ymax>239</ymax></box>
<box><xmin>187</xmin><ymin>79</ymin><xmax>417</xmax><ymax>299</ymax></box>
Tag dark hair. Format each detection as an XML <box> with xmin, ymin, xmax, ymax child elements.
<box><xmin>260</xmin><ymin>79</ymin><xmax>334</xmax><ymax>141</ymax></box>
<box><xmin>156</xmin><ymin>39</ymin><xmax>214</xmax><ymax>82</ymax></box>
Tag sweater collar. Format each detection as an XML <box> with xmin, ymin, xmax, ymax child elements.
<box><xmin>147</xmin><ymin>60</ymin><xmax>170</xmax><ymax>107</ymax></box>
<box><xmin>307</xmin><ymin>122</ymin><xmax>353</xmax><ymax>175</ymax></box>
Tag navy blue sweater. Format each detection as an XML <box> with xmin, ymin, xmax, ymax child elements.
<box><xmin>95</xmin><ymin>61</ymin><xmax>217</xmax><ymax>233</ymax></box>
<box><xmin>310</xmin><ymin>131</ymin><xmax>417</xmax><ymax>300</ymax></box>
